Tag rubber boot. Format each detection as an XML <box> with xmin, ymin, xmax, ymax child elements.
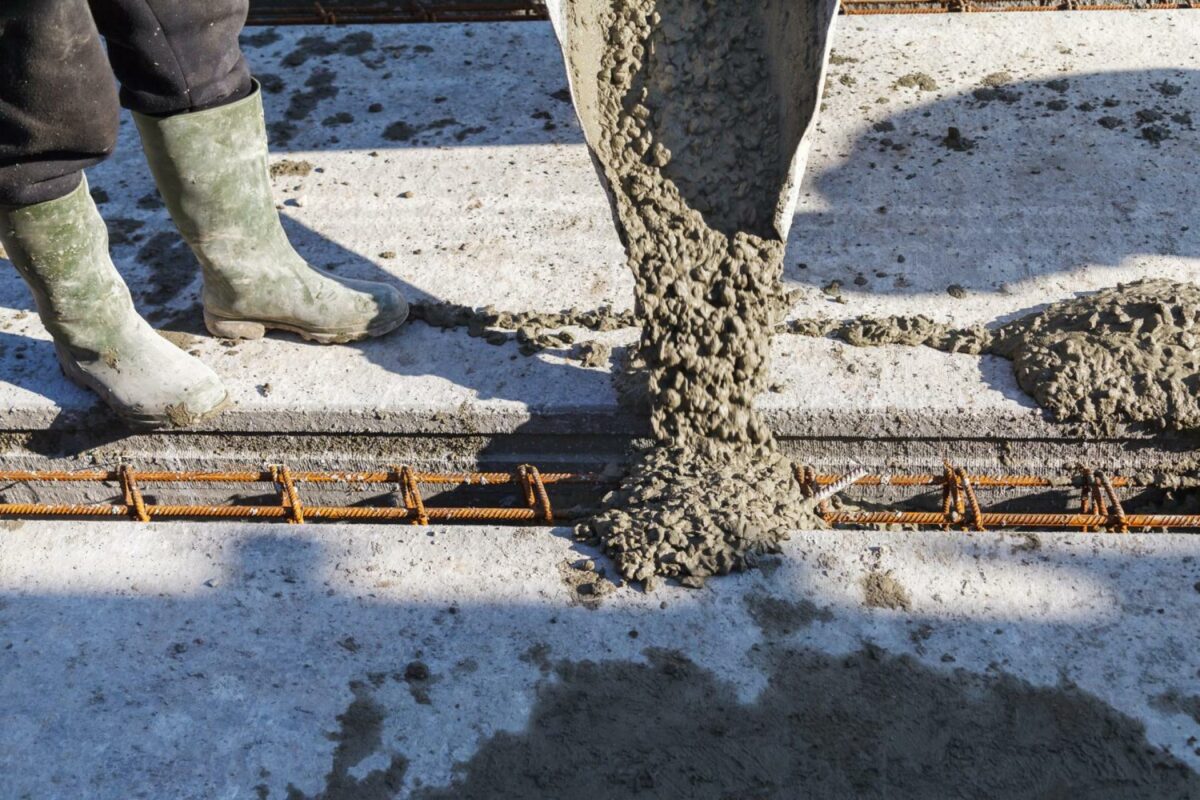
<box><xmin>0</xmin><ymin>178</ymin><xmax>229</xmax><ymax>428</ymax></box>
<box><xmin>133</xmin><ymin>83</ymin><xmax>408</xmax><ymax>344</ymax></box>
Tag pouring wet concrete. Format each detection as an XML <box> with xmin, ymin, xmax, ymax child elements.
<box><xmin>2</xmin><ymin>520</ymin><xmax>1199</xmax><ymax>797</ymax></box>
<box><xmin>555</xmin><ymin>0</ymin><xmax>836</xmax><ymax>585</ymax></box>
<box><xmin>0</xmin><ymin>13</ymin><xmax>1195</xmax><ymax>477</ymax></box>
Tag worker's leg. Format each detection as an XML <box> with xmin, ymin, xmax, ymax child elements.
<box><xmin>0</xmin><ymin>0</ymin><xmax>119</xmax><ymax>207</ymax></box>
<box><xmin>95</xmin><ymin>0</ymin><xmax>409</xmax><ymax>344</ymax></box>
<box><xmin>87</xmin><ymin>0</ymin><xmax>254</xmax><ymax>115</ymax></box>
<box><xmin>0</xmin><ymin>1</ymin><xmax>229</xmax><ymax>428</ymax></box>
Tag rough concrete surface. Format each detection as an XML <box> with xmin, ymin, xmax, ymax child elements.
<box><xmin>2</xmin><ymin>520</ymin><xmax>1199</xmax><ymax>798</ymax></box>
<box><xmin>0</xmin><ymin>14</ymin><xmax>1194</xmax><ymax>457</ymax></box>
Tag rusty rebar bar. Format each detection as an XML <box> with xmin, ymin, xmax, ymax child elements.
<box><xmin>823</xmin><ymin>511</ymin><xmax>1200</xmax><ymax>528</ymax></box>
<box><xmin>0</xmin><ymin>463</ymin><xmax>1196</xmax><ymax>531</ymax></box>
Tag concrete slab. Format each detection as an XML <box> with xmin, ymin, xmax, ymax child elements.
<box><xmin>0</xmin><ymin>13</ymin><xmax>1196</xmax><ymax>467</ymax></box>
<box><xmin>2</xmin><ymin>520</ymin><xmax>1199</xmax><ymax>797</ymax></box>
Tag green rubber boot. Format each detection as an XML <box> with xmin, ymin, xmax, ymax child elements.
<box><xmin>133</xmin><ymin>83</ymin><xmax>408</xmax><ymax>344</ymax></box>
<box><xmin>0</xmin><ymin>177</ymin><xmax>229</xmax><ymax>428</ymax></box>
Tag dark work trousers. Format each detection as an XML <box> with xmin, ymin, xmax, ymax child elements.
<box><xmin>0</xmin><ymin>0</ymin><xmax>253</xmax><ymax>208</ymax></box>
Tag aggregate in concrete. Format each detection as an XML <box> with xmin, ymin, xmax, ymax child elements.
<box><xmin>0</xmin><ymin>13</ymin><xmax>1195</xmax><ymax>448</ymax></box>
<box><xmin>1</xmin><ymin>521</ymin><xmax>1199</xmax><ymax>797</ymax></box>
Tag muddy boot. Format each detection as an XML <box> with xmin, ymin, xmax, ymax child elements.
<box><xmin>0</xmin><ymin>178</ymin><xmax>229</xmax><ymax>428</ymax></box>
<box><xmin>133</xmin><ymin>83</ymin><xmax>408</xmax><ymax>344</ymax></box>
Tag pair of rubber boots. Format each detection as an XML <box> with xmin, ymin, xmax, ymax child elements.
<box><xmin>0</xmin><ymin>84</ymin><xmax>408</xmax><ymax>429</ymax></box>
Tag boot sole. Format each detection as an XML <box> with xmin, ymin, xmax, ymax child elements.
<box><xmin>56</xmin><ymin>345</ymin><xmax>231</xmax><ymax>431</ymax></box>
<box><xmin>204</xmin><ymin>308</ymin><xmax>409</xmax><ymax>345</ymax></box>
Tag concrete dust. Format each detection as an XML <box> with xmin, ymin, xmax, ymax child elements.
<box><xmin>571</xmin><ymin>0</ymin><xmax>824</xmax><ymax>587</ymax></box>
<box><xmin>791</xmin><ymin>279</ymin><xmax>1200</xmax><ymax>434</ymax></box>
<box><xmin>413</xmin><ymin>647</ymin><xmax>1200</xmax><ymax>799</ymax></box>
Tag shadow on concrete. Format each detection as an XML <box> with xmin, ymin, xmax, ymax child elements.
<box><xmin>1</xmin><ymin>526</ymin><xmax>1199</xmax><ymax>798</ymax></box>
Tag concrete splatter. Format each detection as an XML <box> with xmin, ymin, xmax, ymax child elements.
<box><xmin>862</xmin><ymin>570</ymin><xmax>913</xmax><ymax>611</ymax></box>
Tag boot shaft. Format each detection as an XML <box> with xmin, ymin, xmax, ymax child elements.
<box><xmin>133</xmin><ymin>81</ymin><xmax>286</xmax><ymax>284</ymax></box>
<box><xmin>0</xmin><ymin>176</ymin><xmax>138</xmax><ymax>352</ymax></box>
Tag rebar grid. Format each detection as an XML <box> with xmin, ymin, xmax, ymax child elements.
<box><xmin>0</xmin><ymin>463</ymin><xmax>1196</xmax><ymax>532</ymax></box>
<box><xmin>794</xmin><ymin>463</ymin><xmax>1189</xmax><ymax>533</ymax></box>
<box><xmin>0</xmin><ymin>466</ymin><xmax>577</xmax><ymax>524</ymax></box>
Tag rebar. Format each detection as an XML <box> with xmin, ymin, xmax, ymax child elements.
<box><xmin>0</xmin><ymin>463</ymin><xmax>1196</xmax><ymax>532</ymax></box>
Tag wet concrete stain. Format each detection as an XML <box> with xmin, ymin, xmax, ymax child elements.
<box><xmin>381</xmin><ymin>118</ymin><xmax>486</xmax><ymax>144</ymax></box>
<box><xmin>322</xmin><ymin>112</ymin><xmax>355</xmax><ymax>128</ymax></box>
<box><xmin>105</xmin><ymin>217</ymin><xmax>145</xmax><ymax>248</ymax></box>
<box><xmin>942</xmin><ymin>126</ymin><xmax>976</xmax><ymax>152</ymax></box>
<box><xmin>1152</xmin><ymin>689</ymin><xmax>1200</xmax><ymax>726</ymax></box>
<box><xmin>271</xmin><ymin>68</ymin><xmax>340</xmax><ymax>146</ymax></box>
<box><xmin>134</xmin><ymin>231</ymin><xmax>197</xmax><ymax>321</ymax></box>
<box><xmin>402</xmin><ymin>660</ymin><xmax>436</xmax><ymax>706</ymax></box>
<box><xmin>258</xmin><ymin>73</ymin><xmax>286</xmax><ymax>95</ymax></box>
<box><xmin>519</xmin><ymin>642</ymin><xmax>554</xmax><ymax>675</ymax></box>
<box><xmin>745</xmin><ymin>593</ymin><xmax>834</xmax><ymax>637</ymax></box>
<box><xmin>413</xmin><ymin>647</ymin><xmax>1200</xmax><ymax>799</ymax></box>
<box><xmin>285</xmin><ymin>682</ymin><xmax>407</xmax><ymax>800</ymax></box>
<box><xmin>281</xmin><ymin>32</ymin><xmax>376</xmax><ymax>69</ymax></box>
<box><xmin>136</xmin><ymin>192</ymin><xmax>163</xmax><ymax>211</ymax></box>
<box><xmin>241</xmin><ymin>28</ymin><xmax>281</xmax><ymax>49</ymax></box>
<box><xmin>288</xmin><ymin>69</ymin><xmax>339</xmax><ymax>121</ymax></box>
<box><xmin>959</xmin><ymin>72</ymin><xmax>1194</xmax><ymax>146</ymax></box>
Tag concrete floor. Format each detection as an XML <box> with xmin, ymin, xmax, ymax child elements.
<box><xmin>3</xmin><ymin>14</ymin><xmax>1200</xmax><ymax>797</ymax></box>
<box><xmin>0</xmin><ymin>13</ymin><xmax>1195</xmax><ymax>457</ymax></box>
<box><xmin>2</xmin><ymin>520</ymin><xmax>1199</xmax><ymax>798</ymax></box>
